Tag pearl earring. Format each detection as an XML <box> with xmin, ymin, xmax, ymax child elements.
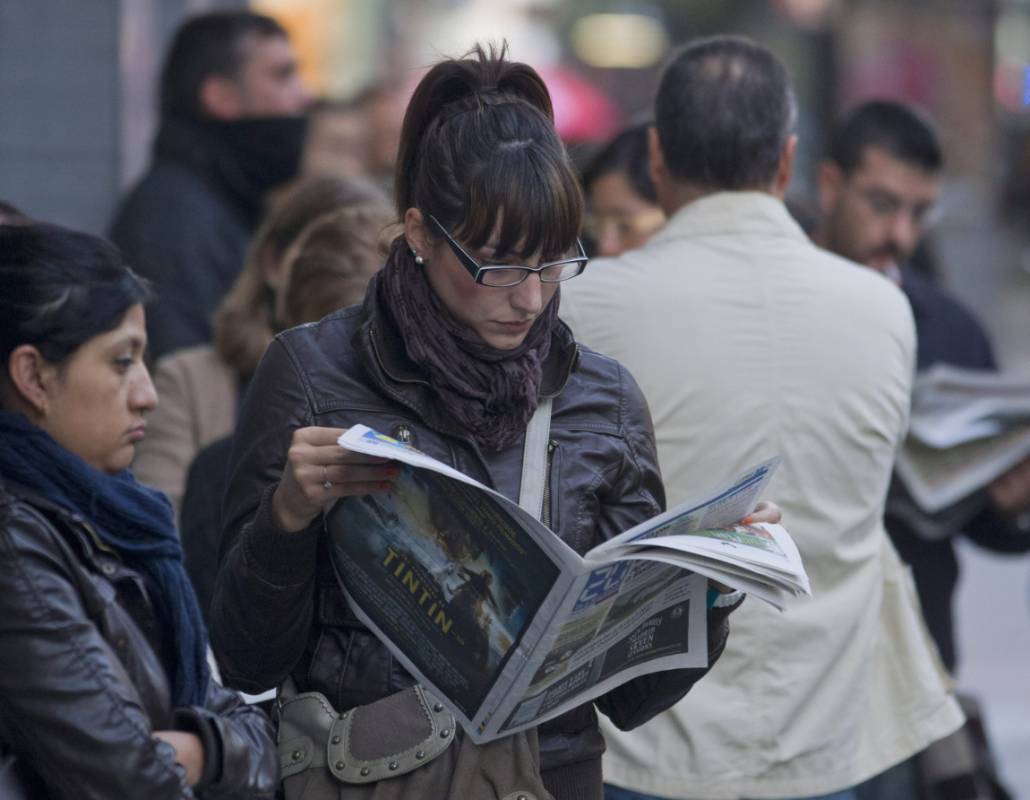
<box><xmin>413</xmin><ymin>253</ymin><xmax>425</xmax><ymax>266</ymax></box>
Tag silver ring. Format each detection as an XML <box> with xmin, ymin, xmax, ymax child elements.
<box><xmin>322</xmin><ymin>464</ymin><xmax>332</xmax><ymax>491</ymax></box>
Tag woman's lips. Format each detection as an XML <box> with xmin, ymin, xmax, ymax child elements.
<box><xmin>127</xmin><ymin>425</ymin><xmax>147</xmax><ymax>442</ymax></box>
<box><xmin>495</xmin><ymin>319</ymin><xmax>533</xmax><ymax>333</ymax></box>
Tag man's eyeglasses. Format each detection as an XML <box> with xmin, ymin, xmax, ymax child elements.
<box><xmin>426</xmin><ymin>213</ymin><xmax>589</xmax><ymax>288</ymax></box>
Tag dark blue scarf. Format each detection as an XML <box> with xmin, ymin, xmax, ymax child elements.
<box><xmin>0</xmin><ymin>411</ymin><xmax>209</xmax><ymax>707</ymax></box>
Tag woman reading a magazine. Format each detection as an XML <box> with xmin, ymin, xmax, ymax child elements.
<box><xmin>210</xmin><ymin>45</ymin><xmax>775</xmax><ymax>800</ymax></box>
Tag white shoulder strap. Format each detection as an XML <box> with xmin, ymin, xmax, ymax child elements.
<box><xmin>518</xmin><ymin>398</ymin><xmax>553</xmax><ymax>521</ymax></box>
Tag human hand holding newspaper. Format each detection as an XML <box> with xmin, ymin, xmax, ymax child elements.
<box><xmin>323</xmin><ymin>424</ymin><xmax>810</xmax><ymax>743</ymax></box>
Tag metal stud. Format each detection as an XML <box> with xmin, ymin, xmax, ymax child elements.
<box><xmin>433</xmin><ymin>702</ymin><xmax>444</xmax><ymax>713</ymax></box>
<box><xmin>388</xmin><ymin>762</ymin><xmax>399</xmax><ymax>771</ymax></box>
<box><xmin>415</xmin><ymin>751</ymin><xmax>426</xmax><ymax>760</ymax></box>
<box><xmin>291</xmin><ymin>750</ymin><xmax>303</xmax><ymax>761</ymax></box>
<box><xmin>440</xmin><ymin>729</ymin><xmax>451</xmax><ymax>738</ymax></box>
<box><xmin>360</xmin><ymin>767</ymin><xmax>371</xmax><ymax>777</ymax></box>
<box><xmin>335</xmin><ymin>761</ymin><xmax>345</xmax><ymax>771</ymax></box>
<box><xmin>331</xmin><ymin>734</ymin><xmax>341</xmax><ymax>744</ymax></box>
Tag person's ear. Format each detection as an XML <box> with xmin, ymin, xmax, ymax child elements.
<box><xmin>817</xmin><ymin>160</ymin><xmax>844</xmax><ymax>216</ymax></box>
<box><xmin>403</xmin><ymin>208</ymin><xmax>432</xmax><ymax>262</ymax></box>
<box><xmin>647</xmin><ymin>127</ymin><xmax>667</xmax><ymax>194</ymax></box>
<box><xmin>7</xmin><ymin>345</ymin><xmax>57</xmax><ymax>418</ymax></box>
<box><xmin>772</xmin><ymin>134</ymin><xmax>798</xmax><ymax>198</ymax></box>
<box><xmin>199</xmin><ymin>75</ymin><xmax>244</xmax><ymax>121</ymax></box>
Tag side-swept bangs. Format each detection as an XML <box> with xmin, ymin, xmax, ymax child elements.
<box><xmin>455</xmin><ymin>139</ymin><xmax>584</xmax><ymax>260</ymax></box>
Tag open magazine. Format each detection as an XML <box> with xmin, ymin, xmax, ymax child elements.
<box><xmin>324</xmin><ymin>425</ymin><xmax>810</xmax><ymax>743</ymax></box>
<box><xmin>896</xmin><ymin>364</ymin><xmax>1030</xmax><ymax>512</ymax></box>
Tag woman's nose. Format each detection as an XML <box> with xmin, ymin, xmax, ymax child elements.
<box><xmin>132</xmin><ymin>365</ymin><xmax>159</xmax><ymax>412</ymax></box>
<box><xmin>510</xmin><ymin>273</ymin><xmax>545</xmax><ymax>315</ymax></box>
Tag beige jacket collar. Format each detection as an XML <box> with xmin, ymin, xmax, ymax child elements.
<box><xmin>650</xmin><ymin>190</ymin><xmax>807</xmax><ymax>246</ymax></box>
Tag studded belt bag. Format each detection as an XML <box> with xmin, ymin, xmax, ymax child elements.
<box><xmin>275</xmin><ymin>679</ymin><xmax>551</xmax><ymax>799</ymax></box>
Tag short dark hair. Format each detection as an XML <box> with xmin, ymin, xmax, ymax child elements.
<box><xmin>581</xmin><ymin>123</ymin><xmax>657</xmax><ymax>203</ymax></box>
<box><xmin>828</xmin><ymin>100</ymin><xmax>943</xmax><ymax>175</ymax></box>
<box><xmin>159</xmin><ymin>10</ymin><xmax>287</xmax><ymax>120</ymax></box>
<box><xmin>0</xmin><ymin>225</ymin><xmax>151</xmax><ymax>380</ymax></box>
<box><xmin>0</xmin><ymin>199</ymin><xmax>30</xmax><ymax>225</ymax></box>
<box><xmin>395</xmin><ymin>43</ymin><xmax>583</xmax><ymax>261</ymax></box>
<box><xmin>654</xmin><ymin>35</ymin><xmax>796</xmax><ymax>190</ymax></box>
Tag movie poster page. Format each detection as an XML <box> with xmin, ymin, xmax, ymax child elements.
<box><xmin>327</xmin><ymin>464</ymin><xmax>561</xmax><ymax>719</ymax></box>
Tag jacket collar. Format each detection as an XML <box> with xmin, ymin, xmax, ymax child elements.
<box><xmin>0</xmin><ymin>478</ymin><xmax>117</xmax><ymax>557</ymax></box>
<box><xmin>650</xmin><ymin>190</ymin><xmax>808</xmax><ymax>246</ymax></box>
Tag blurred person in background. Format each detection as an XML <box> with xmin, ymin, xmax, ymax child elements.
<box><xmin>0</xmin><ymin>224</ymin><xmax>276</xmax><ymax>799</ymax></box>
<box><xmin>817</xmin><ymin>100</ymin><xmax>1030</xmax><ymax>675</ymax></box>
<box><xmin>301</xmin><ymin>98</ymin><xmax>373</xmax><ymax>179</ymax></box>
<box><xmin>109</xmin><ymin>10</ymin><xmax>311</xmax><ymax>360</ymax></box>
<box><xmin>818</xmin><ymin>101</ymin><xmax>1030</xmax><ymax>800</ymax></box>
<box><xmin>178</xmin><ymin>196</ymin><xmax>392</xmax><ymax>621</ymax></box>
<box><xmin>581</xmin><ymin>123</ymin><xmax>665</xmax><ymax>257</ymax></box>
<box><xmin>562</xmin><ymin>36</ymin><xmax>963</xmax><ymax>800</ymax></box>
<box><xmin>132</xmin><ymin>175</ymin><xmax>390</xmax><ymax>522</ymax></box>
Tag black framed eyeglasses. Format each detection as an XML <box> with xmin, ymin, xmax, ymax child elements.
<box><xmin>426</xmin><ymin>213</ymin><xmax>589</xmax><ymax>288</ymax></box>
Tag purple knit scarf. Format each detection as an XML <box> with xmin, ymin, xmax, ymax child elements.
<box><xmin>368</xmin><ymin>241</ymin><xmax>558</xmax><ymax>451</ymax></box>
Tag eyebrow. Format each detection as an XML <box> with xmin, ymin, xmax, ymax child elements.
<box><xmin>108</xmin><ymin>334</ymin><xmax>146</xmax><ymax>353</ymax></box>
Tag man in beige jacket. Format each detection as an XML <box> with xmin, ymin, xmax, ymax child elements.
<box><xmin>561</xmin><ymin>35</ymin><xmax>963</xmax><ymax>800</ymax></box>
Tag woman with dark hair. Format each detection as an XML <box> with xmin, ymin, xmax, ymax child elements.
<box><xmin>210</xmin><ymin>46</ymin><xmax>769</xmax><ymax>800</ymax></box>
<box><xmin>0</xmin><ymin>224</ymin><xmax>277</xmax><ymax>799</ymax></box>
<box><xmin>581</xmin><ymin>123</ymin><xmax>665</xmax><ymax>258</ymax></box>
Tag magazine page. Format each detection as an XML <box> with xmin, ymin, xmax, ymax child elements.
<box><xmin>326</xmin><ymin>426</ymin><xmax>584</xmax><ymax>739</ymax></box>
<box><xmin>485</xmin><ymin>564</ymin><xmax>708</xmax><ymax>739</ymax></box>
<box><xmin>604</xmin><ymin>522</ymin><xmax>811</xmax><ymax>609</ymax></box>
<box><xmin>591</xmin><ymin>457</ymin><xmax>782</xmax><ymax>556</ymax></box>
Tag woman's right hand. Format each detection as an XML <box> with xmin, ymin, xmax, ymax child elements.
<box><xmin>271</xmin><ymin>426</ymin><xmax>399</xmax><ymax>532</ymax></box>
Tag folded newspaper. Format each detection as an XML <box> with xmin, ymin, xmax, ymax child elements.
<box><xmin>897</xmin><ymin>364</ymin><xmax>1030</xmax><ymax>512</ymax></box>
<box><xmin>325</xmin><ymin>425</ymin><xmax>810</xmax><ymax>743</ymax></box>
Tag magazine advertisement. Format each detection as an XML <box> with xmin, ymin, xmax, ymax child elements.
<box><xmin>325</xmin><ymin>425</ymin><xmax>810</xmax><ymax>742</ymax></box>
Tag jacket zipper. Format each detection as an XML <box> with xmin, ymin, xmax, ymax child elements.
<box><xmin>542</xmin><ymin>439</ymin><xmax>556</xmax><ymax>529</ymax></box>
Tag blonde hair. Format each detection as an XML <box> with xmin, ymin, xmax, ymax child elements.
<box><xmin>213</xmin><ymin>176</ymin><xmax>389</xmax><ymax>377</ymax></box>
<box><xmin>280</xmin><ymin>204</ymin><xmax>393</xmax><ymax>328</ymax></box>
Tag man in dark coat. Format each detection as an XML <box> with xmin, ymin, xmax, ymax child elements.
<box><xmin>817</xmin><ymin>99</ymin><xmax>1030</xmax><ymax>673</ymax></box>
<box><xmin>109</xmin><ymin>11</ymin><xmax>309</xmax><ymax>359</ymax></box>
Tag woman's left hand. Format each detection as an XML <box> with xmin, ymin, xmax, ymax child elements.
<box><xmin>740</xmin><ymin>500</ymin><xmax>781</xmax><ymax>525</ymax></box>
<box><xmin>153</xmin><ymin>730</ymin><xmax>204</xmax><ymax>786</ymax></box>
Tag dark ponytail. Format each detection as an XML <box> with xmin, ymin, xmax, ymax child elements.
<box><xmin>0</xmin><ymin>224</ymin><xmax>151</xmax><ymax>378</ymax></box>
<box><xmin>394</xmin><ymin>43</ymin><xmax>583</xmax><ymax>260</ymax></box>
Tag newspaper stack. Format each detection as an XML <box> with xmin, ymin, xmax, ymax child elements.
<box><xmin>895</xmin><ymin>364</ymin><xmax>1030</xmax><ymax>513</ymax></box>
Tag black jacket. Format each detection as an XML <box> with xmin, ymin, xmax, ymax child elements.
<box><xmin>108</xmin><ymin>117</ymin><xmax>258</xmax><ymax>360</ymax></box>
<box><xmin>209</xmin><ymin>300</ymin><xmax>734</xmax><ymax>800</ymax></box>
<box><xmin>0</xmin><ymin>480</ymin><xmax>278</xmax><ymax>799</ymax></box>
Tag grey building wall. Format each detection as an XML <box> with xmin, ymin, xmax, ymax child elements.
<box><xmin>0</xmin><ymin>1</ymin><xmax>121</xmax><ymax>233</ymax></box>
<box><xmin>0</xmin><ymin>0</ymin><xmax>244</xmax><ymax>235</ymax></box>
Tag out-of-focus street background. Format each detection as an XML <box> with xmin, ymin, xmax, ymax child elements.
<box><xmin>2</xmin><ymin>0</ymin><xmax>1027</xmax><ymax>794</ymax></box>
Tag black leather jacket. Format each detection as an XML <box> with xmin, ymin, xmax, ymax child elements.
<box><xmin>210</xmin><ymin>302</ymin><xmax>732</xmax><ymax>799</ymax></box>
<box><xmin>0</xmin><ymin>480</ymin><xmax>278</xmax><ymax>799</ymax></box>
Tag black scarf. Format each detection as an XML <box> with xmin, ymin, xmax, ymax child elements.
<box><xmin>367</xmin><ymin>241</ymin><xmax>559</xmax><ymax>452</ymax></box>
<box><xmin>154</xmin><ymin>114</ymin><xmax>308</xmax><ymax>226</ymax></box>
<box><xmin>0</xmin><ymin>412</ymin><xmax>210</xmax><ymax>707</ymax></box>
